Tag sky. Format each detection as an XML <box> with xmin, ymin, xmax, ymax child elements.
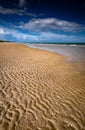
<box><xmin>0</xmin><ymin>0</ymin><xmax>85</xmax><ymax>43</ymax></box>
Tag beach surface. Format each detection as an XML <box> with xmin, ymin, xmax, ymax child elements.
<box><xmin>0</xmin><ymin>42</ymin><xmax>85</xmax><ymax>130</ymax></box>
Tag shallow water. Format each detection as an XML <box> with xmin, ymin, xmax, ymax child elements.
<box><xmin>28</xmin><ymin>44</ymin><xmax>85</xmax><ymax>62</ymax></box>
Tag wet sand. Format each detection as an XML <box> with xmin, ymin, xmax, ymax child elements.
<box><xmin>0</xmin><ymin>42</ymin><xmax>85</xmax><ymax>130</ymax></box>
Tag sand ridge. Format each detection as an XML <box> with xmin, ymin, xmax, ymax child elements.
<box><xmin>0</xmin><ymin>43</ymin><xmax>85</xmax><ymax>130</ymax></box>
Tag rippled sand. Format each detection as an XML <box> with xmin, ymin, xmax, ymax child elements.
<box><xmin>0</xmin><ymin>43</ymin><xmax>85</xmax><ymax>130</ymax></box>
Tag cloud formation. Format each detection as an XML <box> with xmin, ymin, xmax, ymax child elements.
<box><xmin>1</xmin><ymin>26</ymin><xmax>85</xmax><ymax>42</ymax></box>
<box><xmin>0</xmin><ymin>28</ymin><xmax>9</xmax><ymax>34</ymax></box>
<box><xmin>20</xmin><ymin>18</ymin><xmax>85</xmax><ymax>32</ymax></box>
<box><xmin>0</xmin><ymin>6</ymin><xmax>37</xmax><ymax>17</ymax></box>
<box><xmin>0</xmin><ymin>27</ymin><xmax>39</xmax><ymax>41</ymax></box>
<box><xmin>19</xmin><ymin>0</ymin><xmax>26</xmax><ymax>7</ymax></box>
<box><xmin>0</xmin><ymin>18</ymin><xmax>85</xmax><ymax>42</ymax></box>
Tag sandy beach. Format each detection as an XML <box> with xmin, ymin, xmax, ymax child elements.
<box><xmin>0</xmin><ymin>42</ymin><xmax>85</xmax><ymax>130</ymax></box>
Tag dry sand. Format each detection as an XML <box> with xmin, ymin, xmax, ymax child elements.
<box><xmin>0</xmin><ymin>42</ymin><xmax>85</xmax><ymax>130</ymax></box>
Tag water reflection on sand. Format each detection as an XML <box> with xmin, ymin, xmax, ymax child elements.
<box><xmin>28</xmin><ymin>44</ymin><xmax>85</xmax><ymax>62</ymax></box>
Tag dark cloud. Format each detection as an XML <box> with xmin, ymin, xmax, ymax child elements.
<box><xmin>0</xmin><ymin>6</ymin><xmax>37</xmax><ymax>17</ymax></box>
<box><xmin>19</xmin><ymin>0</ymin><xmax>26</xmax><ymax>7</ymax></box>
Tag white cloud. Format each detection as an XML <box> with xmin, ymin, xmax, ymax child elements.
<box><xmin>38</xmin><ymin>32</ymin><xmax>66</xmax><ymax>40</ymax></box>
<box><xmin>12</xmin><ymin>31</ymin><xmax>85</xmax><ymax>42</ymax></box>
<box><xmin>0</xmin><ymin>27</ymin><xmax>39</xmax><ymax>41</ymax></box>
<box><xmin>33</xmin><ymin>32</ymin><xmax>76</xmax><ymax>42</ymax></box>
<box><xmin>12</xmin><ymin>32</ymin><xmax>38</xmax><ymax>40</ymax></box>
<box><xmin>19</xmin><ymin>0</ymin><xmax>26</xmax><ymax>7</ymax></box>
<box><xmin>0</xmin><ymin>28</ymin><xmax>5</xmax><ymax>34</ymax></box>
<box><xmin>0</xmin><ymin>28</ymin><xmax>9</xmax><ymax>34</ymax></box>
<box><xmin>20</xmin><ymin>18</ymin><xmax>85</xmax><ymax>32</ymax></box>
<box><xmin>11</xmin><ymin>31</ymin><xmax>75</xmax><ymax>42</ymax></box>
<box><xmin>0</xmin><ymin>6</ymin><xmax>37</xmax><ymax>17</ymax></box>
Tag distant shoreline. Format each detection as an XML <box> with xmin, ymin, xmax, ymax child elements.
<box><xmin>0</xmin><ymin>40</ymin><xmax>85</xmax><ymax>45</ymax></box>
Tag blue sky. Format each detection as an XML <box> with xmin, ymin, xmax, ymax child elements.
<box><xmin>0</xmin><ymin>0</ymin><xmax>85</xmax><ymax>43</ymax></box>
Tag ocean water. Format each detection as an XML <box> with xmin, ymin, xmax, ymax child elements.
<box><xmin>28</xmin><ymin>44</ymin><xmax>85</xmax><ymax>62</ymax></box>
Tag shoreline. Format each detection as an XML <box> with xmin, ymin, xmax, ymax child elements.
<box><xmin>27</xmin><ymin>43</ymin><xmax>85</xmax><ymax>63</ymax></box>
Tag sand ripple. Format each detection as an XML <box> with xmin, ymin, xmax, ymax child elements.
<box><xmin>0</xmin><ymin>43</ymin><xmax>85</xmax><ymax>130</ymax></box>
